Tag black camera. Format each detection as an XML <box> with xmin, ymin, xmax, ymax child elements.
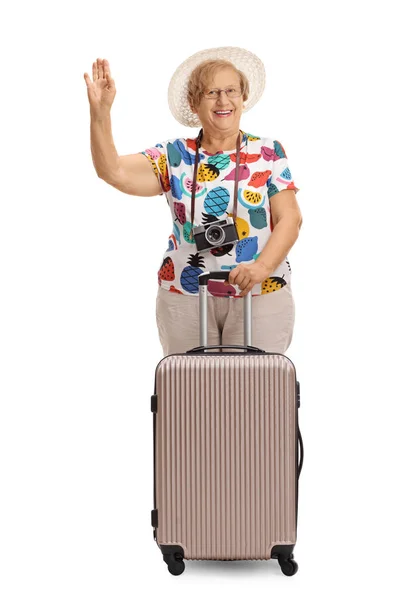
<box><xmin>192</xmin><ymin>217</ymin><xmax>239</xmax><ymax>252</ymax></box>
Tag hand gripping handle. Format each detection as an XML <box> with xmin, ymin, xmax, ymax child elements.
<box><xmin>198</xmin><ymin>271</ymin><xmax>252</xmax><ymax>348</ymax></box>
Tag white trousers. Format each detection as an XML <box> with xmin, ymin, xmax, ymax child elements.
<box><xmin>156</xmin><ymin>284</ymin><xmax>295</xmax><ymax>356</ymax></box>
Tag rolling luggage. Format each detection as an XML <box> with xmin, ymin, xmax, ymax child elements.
<box><xmin>150</xmin><ymin>271</ymin><xmax>303</xmax><ymax>576</ymax></box>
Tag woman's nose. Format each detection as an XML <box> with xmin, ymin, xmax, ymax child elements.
<box><xmin>216</xmin><ymin>90</ymin><xmax>231</xmax><ymax>105</ymax></box>
<box><xmin>217</xmin><ymin>90</ymin><xmax>229</xmax><ymax>100</ymax></box>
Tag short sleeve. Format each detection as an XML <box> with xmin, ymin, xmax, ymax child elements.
<box><xmin>141</xmin><ymin>142</ymin><xmax>171</xmax><ymax>196</ymax></box>
<box><xmin>267</xmin><ymin>140</ymin><xmax>300</xmax><ymax>199</ymax></box>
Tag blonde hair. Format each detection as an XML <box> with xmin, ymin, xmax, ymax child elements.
<box><xmin>187</xmin><ymin>59</ymin><xmax>249</xmax><ymax>112</ymax></box>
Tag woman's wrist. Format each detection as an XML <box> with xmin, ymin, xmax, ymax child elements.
<box><xmin>256</xmin><ymin>257</ymin><xmax>273</xmax><ymax>274</ymax></box>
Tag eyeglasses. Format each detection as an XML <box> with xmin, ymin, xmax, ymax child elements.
<box><xmin>203</xmin><ymin>87</ymin><xmax>243</xmax><ymax>99</ymax></box>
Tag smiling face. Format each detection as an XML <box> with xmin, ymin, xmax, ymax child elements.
<box><xmin>190</xmin><ymin>66</ymin><xmax>245</xmax><ymax>135</ymax></box>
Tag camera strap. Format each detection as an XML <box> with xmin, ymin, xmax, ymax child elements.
<box><xmin>190</xmin><ymin>129</ymin><xmax>243</xmax><ymax>240</ymax></box>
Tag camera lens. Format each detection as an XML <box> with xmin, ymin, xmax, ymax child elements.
<box><xmin>208</xmin><ymin>228</ymin><xmax>222</xmax><ymax>242</ymax></box>
<box><xmin>205</xmin><ymin>225</ymin><xmax>225</xmax><ymax>246</ymax></box>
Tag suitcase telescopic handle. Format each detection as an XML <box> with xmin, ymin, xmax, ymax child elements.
<box><xmin>198</xmin><ymin>271</ymin><xmax>252</xmax><ymax>348</ymax></box>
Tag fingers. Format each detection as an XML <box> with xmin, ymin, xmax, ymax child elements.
<box><xmin>239</xmin><ymin>278</ymin><xmax>251</xmax><ymax>293</ymax></box>
<box><xmin>228</xmin><ymin>267</ymin><xmax>240</xmax><ymax>285</ymax></box>
<box><xmin>98</xmin><ymin>58</ymin><xmax>104</xmax><ymax>80</ymax></box>
<box><xmin>230</xmin><ymin>269</ymin><xmax>249</xmax><ymax>289</ymax></box>
<box><xmin>92</xmin><ymin>58</ymin><xmax>109</xmax><ymax>81</ymax></box>
<box><xmin>227</xmin><ymin>266</ymin><xmax>257</xmax><ymax>295</ymax></box>
<box><xmin>103</xmin><ymin>59</ymin><xmax>111</xmax><ymax>77</ymax></box>
<box><xmin>239</xmin><ymin>284</ymin><xmax>254</xmax><ymax>297</ymax></box>
<box><xmin>237</xmin><ymin>274</ymin><xmax>250</xmax><ymax>289</ymax></box>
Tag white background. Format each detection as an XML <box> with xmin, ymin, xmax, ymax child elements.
<box><xmin>1</xmin><ymin>0</ymin><xmax>399</xmax><ymax>597</ymax></box>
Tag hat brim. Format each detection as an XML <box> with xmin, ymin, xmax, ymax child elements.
<box><xmin>168</xmin><ymin>46</ymin><xmax>266</xmax><ymax>128</ymax></box>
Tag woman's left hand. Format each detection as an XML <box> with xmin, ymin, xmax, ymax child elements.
<box><xmin>225</xmin><ymin>261</ymin><xmax>271</xmax><ymax>297</ymax></box>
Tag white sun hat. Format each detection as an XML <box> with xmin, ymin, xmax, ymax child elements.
<box><xmin>168</xmin><ymin>46</ymin><xmax>266</xmax><ymax>128</ymax></box>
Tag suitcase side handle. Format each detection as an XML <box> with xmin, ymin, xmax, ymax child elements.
<box><xmin>198</xmin><ymin>271</ymin><xmax>252</xmax><ymax>347</ymax></box>
<box><xmin>186</xmin><ymin>344</ymin><xmax>265</xmax><ymax>354</ymax></box>
<box><xmin>298</xmin><ymin>426</ymin><xmax>304</xmax><ymax>476</ymax></box>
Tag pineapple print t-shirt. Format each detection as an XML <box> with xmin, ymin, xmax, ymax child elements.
<box><xmin>141</xmin><ymin>131</ymin><xmax>300</xmax><ymax>298</ymax></box>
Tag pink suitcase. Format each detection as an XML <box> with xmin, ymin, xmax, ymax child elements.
<box><xmin>151</xmin><ymin>272</ymin><xmax>303</xmax><ymax>575</ymax></box>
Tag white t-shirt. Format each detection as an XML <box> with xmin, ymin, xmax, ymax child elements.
<box><xmin>142</xmin><ymin>130</ymin><xmax>300</xmax><ymax>298</ymax></box>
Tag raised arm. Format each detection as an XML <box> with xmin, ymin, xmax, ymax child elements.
<box><xmin>84</xmin><ymin>58</ymin><xmax>162</xmax><ymax>197</ymax></box>
<box><xmin>113</xmin><ymin>152</ymin><xmax>162</xmax><ymax>197</ymax></box>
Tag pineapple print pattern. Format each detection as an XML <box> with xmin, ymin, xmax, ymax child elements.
<box><xmin>197</xmin><ymin>163</ymin><xmax>219</xmax><ymax>182</ymax></box>
<box><xmin>180</xmin><ymin>253</ymin><xmax>205</xmax><ymax>294</ymax></box>
<box><xmin>204</xmin><ymin>187</ymin><xmax>230</xmax><ymax>217</ymax></box>
<box><xmin>141</xmin><ymin>131</ymin><xmax>299</xmax><ymax>297</ymax></box>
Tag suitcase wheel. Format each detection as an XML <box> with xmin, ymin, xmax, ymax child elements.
<box><xmin>165</xmin><ymin>552</ymin><xmax>185</xmax><ymax>576</ymax></box>
<box><xmin>161</xmin><ymin>547</ymin><xmax>186</xmax><ymax>576</ymax></box>
<box><xmin>278</xmin><ymin>556</ymin><xmax>298</xmax><ymax>576</ymax></box>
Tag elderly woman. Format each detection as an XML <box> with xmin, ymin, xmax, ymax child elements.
<box><xmin>84</xmin><ymin>47</ymin><xmax>302</xmax><ymax>356</ymax></box>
